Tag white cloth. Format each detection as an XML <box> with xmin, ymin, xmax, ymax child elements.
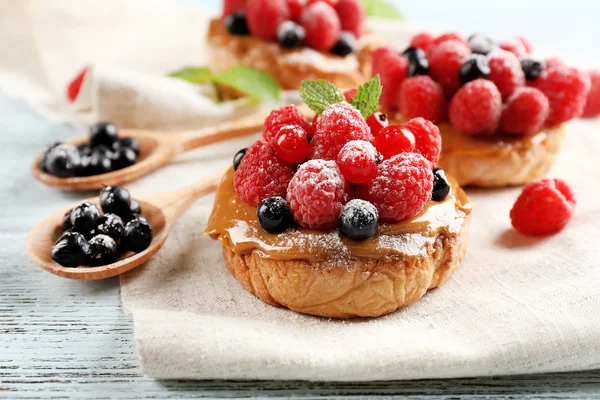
<box><xmin>4</xmin><ymin>0</ymin><xmax>600</xmax><ymax>382</ymax></box>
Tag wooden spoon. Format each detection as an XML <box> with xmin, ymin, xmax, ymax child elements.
<box><xmin>27</xmin><ymin>167</ymin><xmax>227</xmax><ymax>280</ymax></box>
<box><xmin>31</xmin><ymin>111</ymin><xmax>268</xmax><ymax>191</ymax></box>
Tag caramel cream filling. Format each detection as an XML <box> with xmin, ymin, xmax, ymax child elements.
<box><xmin>206</xmin><ymin>168</ymin><xmax>472</xmax><ymax>261</ymax></box>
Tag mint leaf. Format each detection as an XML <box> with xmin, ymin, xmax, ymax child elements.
<box><xmin>360</xmin><ymin>0</ymin><xmax>403</xmax><ymax>19</ymax></box>
<box><xmin>213</xmin><ymin>66</ymin><xmax>281</xmax><ymax>103</ymax></box>
<box><xmin>350</xmin><ymin>74</ymin><xmax>382</xmax><ymax>119</ymax></box>
<box><xmin>300</xmin><ymin>80</ymin><xmax>345</xmax><ymax>115</ymax></box>
<box><xmin>168</xmin><ymin>66</ymin><xmax>213</xmax><ymax>84</ymax></box>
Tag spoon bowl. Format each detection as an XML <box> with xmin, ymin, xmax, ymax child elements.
<box><xmin>27</xmin><ymin>168</ymin><xmax>225</xmax><ymax>280</ymax></box>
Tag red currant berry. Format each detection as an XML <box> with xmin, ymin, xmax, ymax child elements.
<box><xmin>336</xmin><ymin>140</ymin><xmax>378</xmax><ymax>184</ymax></box>
<box><xmin>273</xmin><ymin>125</ymin><xmax>311</xmax><ymax>164</ymax></box>
<box><xmin>366</xmin><ymin>111</ymin><xmax>389</xmax><ymax>136</ymax></box>
<box><xmin>374</xmin><ymin>125</ymin><xmax>415</xmax><ymax>159</ymax></box>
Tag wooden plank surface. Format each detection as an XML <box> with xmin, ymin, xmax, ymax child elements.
<box><xmin>2</xmin><ymin>94</ymin><xmax>600</xmax><ymax>399</ymax></box>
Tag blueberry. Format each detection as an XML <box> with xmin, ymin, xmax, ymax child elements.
<box><xmin>277</xmin><ymin>21</ymin><xmax>305</xmax><ymax>49</ymax></box>
<box><xmin>62</xmin><ymin>209</ymin><xmax>73</xmax><ymax>231</ymax></box>
<box><xmin>331</xmin><ymin>31</ymin><xmax>356</xmax><ymax>57</ymax></box>
<box><xmin>459</xmin><ymin>54</ymin><xmax>490</xmax><ymax>84</ymax></box>
<box><xmin>90</xmin><ymin>122</ymin><xmax>119</xmax><ymax>148</ymax></box>
<box><xmin>233</xmin><ymin>148</ymin><xmax>247</xmax><ymax>171</ymax></box>
<box><xmin>129</xmin><ymin>199</ymin><xmax>142</xmax><ymax>215</ymax></box>
<box><xmin>99</xmin><ymin>186</ymin><xmax>131</xmax><ymax>217</ymax></box>
<box><xmin>78</xmin><ymin>153</ymin><xmax>113</xmax><ymax>176</ymax></box>
<box><xmin>468</xmin><ymin>34</ymin><xmax>497</xmax><ymax>55</ymax></box>
<box><xmin>112</xmin><ymin>137</ymin><xmax>140</xmax><ymax>156</ymax></box>
<box><xmin>111</xmin><ymin>147</ymin><xmax>137</xmax><ymax>170</ymax></box>
<box><xmin>432</xmin><ymin>168</ymin><xmax>450</xmax><ymax>201</ymax></box>
<box><xmin>122</xmin><ymin>218</ymin><xmax>153</xmax><ymax>253</ymax></box>
<box><xmin>51</xmin><ymin>232</ymin><xmax>90</xmax><ymax>268</ymax></box>
<box><xmin>69</xmin><ymin>202</ymin><xmax>102</xmax><ymax>235</ymax></box>
<box><xmin>257</xmin><ymin>197</ymin><xmax>292</xmax><ymax>234</ymax></box>
<box><xmin>91</xmin><ymin>213</ymin><xmax>124</xmax><ymax>241</ymax></box>
<box><xmin>88</xmin><ymin>234</ymin><xmax>118</xmax><ymax>265</ymax></box>
<box><xmin>224</xmin><ymin>11</ymin><xmax>249</xmax><ymax>35</ymax></box>
<box><xmin>43</xmin><ymin>144</ymin><xmax>81</xmax><ymax>178</ymax></box>
<box><xmin>520</xmin><ymin>57</ymin><xmax>545</xmax><ymax>81</ymax></box>
<box><xmin>77</xmin><ymin>143</ymin><xmax>93</xmax><ymax>157</ymax></box>
<box><xmin>340</xmin><ymin>199</ymin><xmax>378</xmax><ymax>241</ymax></box>
<box><xmin>403</xmin><ymin>47</ymin><xmax>429</xmax><ymax>76</ymax></box>
<box><xmin>39</xmin><ymin>142</ymin><xmax>62</xmax><ymax>172</ymax></box>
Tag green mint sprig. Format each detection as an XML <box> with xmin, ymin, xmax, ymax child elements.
<box><xmin>360</xmin><ymin>0</ymin><xmax>403</xmax><ymax>19</ymax></box>
<box><xmin>350</xmin><ymin>74</ymin><xmax>382</xmax><ymax>119</ymax></box>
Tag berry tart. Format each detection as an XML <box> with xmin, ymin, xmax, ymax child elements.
<box><xmin>207</xmin><ymin>0</ymin><xmax>378</xmax><ymax>94</ymax></box>
<box><xmin>371</xmin><ymin>32</ymin><xmax>591</xmax><ymax>187</ymax></box>
<box><xmin>206</xmin><ymin>77</ymin><xmax>472</xmax><ymax>318</ymax></box>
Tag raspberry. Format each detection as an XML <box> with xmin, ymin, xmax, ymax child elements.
<box><xmin>487</xmin><ymin>49</ymin><xmax>526</xmax><ymax>100</ymax></box>
<box><xmin>234</xmin><ymin>140</ymin><xmax>295</xmax><ymax>206</ymax></box>
<box><xmin>287</xmin><ymin>160</ymin><xmax>348</xmax><ymax>229</ymax></box>
<box><xmin>401</xmin><ymin>117</ymin><xmax>442</xmax><ymax>165</ymax></box>
<box><xmin>246</xmin><ymin>0</ymin><xmax>290</xmax><ymax>41</ymax></box>
<box><xmin>299</xmin><ymin>2</ymin><xmax>341</xmax><ymax>51</ymax></box>
<box><xmin>308</xmin><ymin>0</ymin><xmax>338</xmax><ymax>5</ymax></box>
<box><xmin>530</xmin><ymin>65</ymin><xmax>591</xmax><ymax>125</ymax></box>
<box><xmin>343</xmin><ymin>87</ymin><xmax>357</xmax><ymax>102</ymax></box>
<box><xmin>374</xmin><ymin>125</ymin><xmax>415</xmax><ymax>159</ymax></box>
<box><xmin>371</xmin><ymin>46</ymin><xmax>395</xmax><ymax>76</ymax></box>
<box><xmin>545</xmin><ymin>57</ymin><xmax>565</xmax><ymax>70</ymax></box>
<box><xmin>510</xmin><ymin>178</ymin><xmax>576</xmax><ymax>236</ymax></box>
<box><xmin>223</xmin><ymin>0</ymin><xmax>247</xmax><ymax>17</ymax></box>
<box><xmin>410</xmin><ymin>32</ymin><xmax>435</xmax><ymax>52</ymax></box>
<box><xmin>263</xmin><ymin>105</ymin><xmax>311</xmax><ymax>143</ymax></box>
<box><xmin>66</xmin><ymin>66</ymin><xmax>88</xmax><ymax>102</ymax></box>
<box><xmin>429</xmin><ymin>39</ymin><xmax>471</xmax><ymax>96</ymax></box>
<box><xmin>286</xmin><ymin>0</ymin><xmax>306</xmax><ymax>19</ymax></box>
<box><xmin>308</xmin><ymin>114</ymin><xmax>319</xmax><ymax>136</ymax></box>
<box><xmin>378</xmin><ymin>52</ymin><xmax>408</xmax><ymax>110</ymax></box>
<box><xmin>272</xmin><ymin>124</ymin><xmax>311</xmax><ymax>163</ymax></box>
<box><xmin>359</xmin><ymin>152</ymin><xmax>433</xmax><ymax>221</ymax></box>
<box><xmin>336</xmin><ymin>0</ymin><xmax>365</xmax><ymax>39</ymax></box>
<box><xmin>583</xmin><ymin>70</ymin><xmax>600</xmax><ymax>117</ymax></box>
<box><xmin>398</xmin><ymin>75</ymin><xmax>446</xmax><ymax>122</ymax></box>
<box><xmin>517</xmin><ymin>36</ymin><xmax>533</xmax><ymax>54</ymax></box>
<box><xmin>449</xmin><ymin>79</ymin><xmax>502</xmax><ymax>135</ymax></box>
<box><xmin>310</xmin><ymin>102</ymin><xmax>372</xmax><ymax>160</ymax></box>
<box><xmin>500</xmin><ymin>87</ymin><xmax>549</xmax><ymax>135</ymax></box>
<box><xmin>336</xmin><ymin>140</ymin><xmax>379</xmax><ymax>184</ymax></box>
<box><xmin>432</xmin><ymin>32</ymin><xmax>468</xmax><ymax>48</ymax></box>
<box><xmin>499</xmin><ymin>38</ymin><xmax>527</xmax><ymax>57</ymax></box>
<box><xmin>366</xmin><ymin>111</ymin><xmax>389</xmax><ymax>136</ymax></box>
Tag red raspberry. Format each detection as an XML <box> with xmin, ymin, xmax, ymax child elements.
<box><xmin>449</xmin><ymin>79</ymin><xmax>502</xmax><ymax>135</ymax></box>
<box><xmin>410</xmin><ymin>32</ymin><xmax>435</xmax><ymax>52</ymax></box>
<box><xmin>510</xmin><ymin>178</ymin><xmax>576</xmax><ymax>236</ymax></box>
<box><xmin>308</xmin><ymin>0</ymin><xmax>338</xmax><ymax>5</ymax></box>
<box><xmin>286</xmin><ymin>0</ymin><xmax>306</xmax><ymax>19</ymax></box>
<box><xmin>487</xmin><ymin>49</ymin><xmax>525</xmax><ymax>100</ymax></box>
<box><xmin>366</xmin><ymin>111</ymin><xmax>389</xmax><ymax>136</ymax></box>
<box><xmin>378</xmin><ymin>52</ymin><xmax>408</xmax><ymax>110</ymax></box>
<box><xmin>530</xmin><ymin>65</ymin><xmax>591</xmax><ymax>125</ymax></box>
<box><xmin>66</xmin><ymin>66</ymin><xmax>88</xmax><ymax>102</ymax></box>
<box><xmin>308</xmin><ymin>114</ymin><xmax>319</xmax><ymax>136</ymax></box>
<box><xmin>401</xmin><ymin>117</ymin><xmax>442</xmax><ymax>166</ymax></box>
<box><xmin>263</xmin><ymin>105</ymin><xmax>311</xmax><ymax>143</ymax></box>
<box><xmin>374</xmin><ymin>125</ymin><xmax>415</xmax><ymax>159</ymax></box>
<box><xmin>517</xmin><ymin>36</ymin><xmax>533</xmax><ymax>54</ymax></box>
<box><xmin>359</xmin><ymin>152</ymin><xmax>433</xmax><ymax>221</ymax></box>
<box><xmin>287</xmin><ymin>160</ymin><xmax>348</xmax><ymax>229</ymax></box>
<box><xmin>499</xmin><ymin>38</ymin><xmax>527</xmax><ymax>57</ymax></box>
<box><xmin>336</xmin><ymin>140</ymin><xmax>379</xmax><ymax>184</ymax></box>
<box><xmin>246</xmin><ymin>0</ymin><xmax>290</xmax><ymax>41</ymax></box>
<box><xmin>343</xmin><ymin>87</ymin><xmax>357</xmax><ymax>102</ymax></box>
<box><xmin>398</xmin><ymin>75</ymin><xmax>446</xmax><ymax>122</ymax></box>
<box><xmin>234</xmin><ymin>140</ymin><xmax>295</xmax><ymax>206</ymax></box>
<box><xmin>500</xmin><ymin>87</ymin><xmax>550</xmax><ymax>135</ymax></box>
<box><xmin>336</xmin><ymin>0</ymin><xmax>365</xmax><ymax>39</ymax></box>
<box><xmin>273</xmin><ymin>125</ymin><xmax>311</xmax><ymax>163</ymax></box>
<box><xmin>545</xmin><ymin>57</ymin><xmax>565</xmax><ymax>70</ymax></box>
<box><xmin>432</xmin><ymin>32</ymin><xmax>468</xmax><ymax>48</ymax></box>
<box><xmin>583</xmin><ymin>70</ymin><xmax>600</xmax><ymax>118</ymax></box>
<box><xmin>223</xmin><ymin>0</ymin><xmax>247</xmax><ymax>17</ymax></box>
<box><xmin>429</xmin><ymin>40</ymin><xmax>471</xmax><ymax>96</ymax></box>
<box><xmin>371</xmin><ymin>46</ymin><xmax>395</xmax><ymax>76</ymax></box>
<box><xmin>309</xmin><ymin>102</ymin><xmax>372</xmax><ymax>160</ymax></box>
<box><xmin>299</xmin><ymin>2</ymin><xmax>341</xmax><ymax>51</ymax></box>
